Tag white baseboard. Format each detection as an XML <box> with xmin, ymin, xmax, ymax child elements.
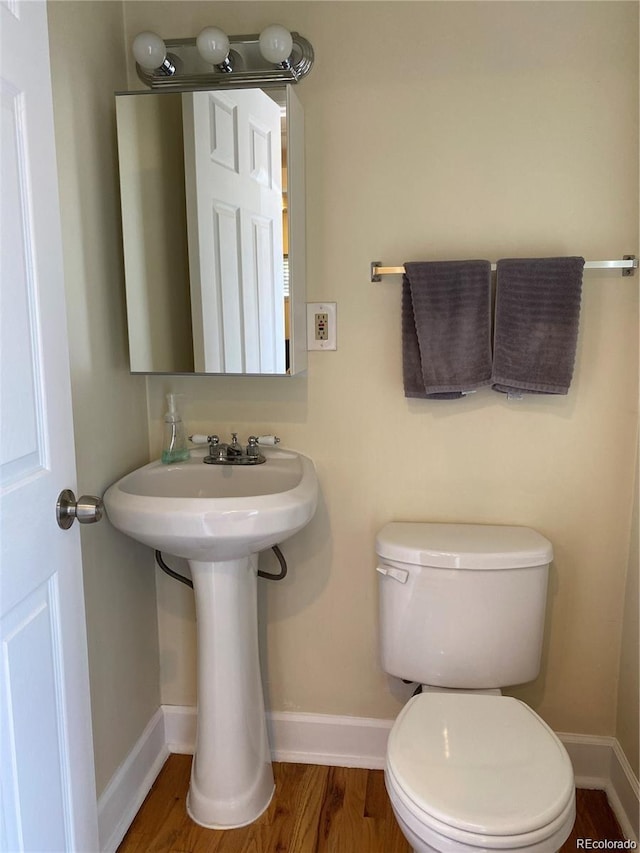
<box><xmin>103</xmin><ymin>704</ymin><xmax>640</xmax><ymax>850</ymax></box>
<box><xmin>268</xmin><ymin>710</ymin><xmax>393</xmax><ymax>769</ymax></box>
<box><xmin>607</xmin><ymin>740</ymin><xmax>639</xmax><ymax>843</ymax></box>
<box><xmin>161</xmin><ymin>703</ymin><xmax>196</xmax><ymax>755</ymax></box>
<box><xmin>97</xmin><ymin>708</ymin><xmax>168</xmax><ymax>853</ymax></box>
<box><xmin>558</xmin><ymin>732</ymin><xmax>639</xmax><ymax>842</ymax></box>
<box><xmin>162</xmin><ymin>704</ymin><xmax>394</xmax><ymax>768</ymax></box>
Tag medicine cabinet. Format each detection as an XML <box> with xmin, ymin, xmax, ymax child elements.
<box><xmin>115</xmin><ymin>85</ymin><xmax>306</xmax><ymax>375</ymax></box>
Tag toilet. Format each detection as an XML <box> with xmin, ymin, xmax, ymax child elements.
<box><xmin>376</xmin><ymin>522</ymin><xmax>576</xmax><ymax>853</ymax></box>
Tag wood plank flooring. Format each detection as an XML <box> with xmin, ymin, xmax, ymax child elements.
<box><xmin>118</xmin><ymin>754</ymin><xmax>626</xmax><ymax>852</ymax></box>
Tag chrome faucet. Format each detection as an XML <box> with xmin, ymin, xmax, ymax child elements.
<box><xmin>189</xmin><ymin>433</ymin><xmax>280</xmax><ymax>465</ymax></box>
<box><xmin>228</xmin><ymin>433</ymin><xmax>243</xmax><ymax>457</ymax></box>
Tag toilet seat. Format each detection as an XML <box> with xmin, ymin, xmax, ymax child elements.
<box><xmin>386</xmin><ymin>693</ymin><xmax>575</xmax><ymax>850</ymax></box>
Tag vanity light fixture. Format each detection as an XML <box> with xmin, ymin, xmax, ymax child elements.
<box><xmin>131</xmin><ymin>24</ymin><xmax>313</xmax><ymax>90</ymax></box>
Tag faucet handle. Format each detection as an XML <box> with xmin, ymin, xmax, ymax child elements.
<box><xmin>256</xmin><ymin>435</ymin><xmax>280</xmax><ymax>446</ymax></box>
<box><xmin>246</xmin><ymin>435</ymin><xmax>278</xmax><ymax>458</ymax></box>
<box><xmin>189</xmin><ymin>434</ymin><xmax>219</xmax><ymax>445</ymax></box>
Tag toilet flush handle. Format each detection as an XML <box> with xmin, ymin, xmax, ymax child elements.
<box><xmin>376</xmin><ymin>565</ymin><xmax>409</xmax><ymax>583</ymax></box>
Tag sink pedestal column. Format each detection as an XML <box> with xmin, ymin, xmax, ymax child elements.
<box><xmin>186</xmin><ymin>555</ymin><xmax>274</xmax><ymax>828</ymax></box>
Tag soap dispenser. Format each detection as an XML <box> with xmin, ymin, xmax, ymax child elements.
<box><xmin>161</xmin><ymin>393</ymin><xmax>190</xmax><ymax>464</ymax></box>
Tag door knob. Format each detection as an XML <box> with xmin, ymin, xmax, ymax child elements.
<box><xmin>56</xmin><ymin>489</ymin><xmax>103</xmax><ymax>530</ymax></box>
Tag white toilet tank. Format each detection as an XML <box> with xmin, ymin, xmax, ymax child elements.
<box><xmin>377</xmin><ymin>522</ymin><xmax>553</xmax><ymax>689</ymax></box>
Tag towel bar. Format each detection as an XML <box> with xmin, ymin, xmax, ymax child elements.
<box><xmin>370</xmin><ymin>256</ymin><xmax>637</xmax><ymax>282</ymax></box>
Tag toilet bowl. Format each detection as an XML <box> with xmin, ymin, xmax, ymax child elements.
<box><xmin>376</xmin><ymin>522</ymin><xmax>577</xmax><ymax>852</ymax></box>
<box><xmin>385</xmin><ymin>692</ymin><xmax>575</xmax><ymax>852</ymax></box>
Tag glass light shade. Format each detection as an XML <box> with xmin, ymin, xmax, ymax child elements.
<box><xmin>259</xmin><ymin>24</ymin><xmax>293</xmax><ymax>64</ymax></box>
<box><xmin>196</xmin><ymin>27</ymin><xmax>230</xmax><ymax>65</ymax></box>
<box><xmin>132</xmin><ymin>31</ymin><xmax>167</xmax><ymax>70</ymax></box>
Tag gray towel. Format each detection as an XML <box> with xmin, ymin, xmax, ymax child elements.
<box><xmin>492</xmin><ymin>257</ymin><xmax>585</xmax><ymax>396</ymax></box>
<box><xmin>402</xmin><ymin>260</ymin><xmax>493</xmax><ymax>399</ymax></box>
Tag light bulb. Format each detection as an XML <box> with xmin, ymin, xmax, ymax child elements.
<box><xmin>259</xmin><ymin>24</ymin><xmax>293</xmax><ymax>65</ymax></box>
<box><xmin>132</xmin><ymin>31</ymin><xmax>167</xmax><ymax>70</ymax></box>
<box><xmin>196</xmin><ymin>27</ymin><xmax>230</xmax><ymax>66</ymax></box>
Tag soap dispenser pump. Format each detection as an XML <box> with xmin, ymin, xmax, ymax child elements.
<box><xmin>161</xmin><ymin>393</ymin><xmax>190</xmax><ymax>464</ymax></box>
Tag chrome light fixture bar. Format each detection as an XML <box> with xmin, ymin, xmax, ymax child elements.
<box><xmin>133</xmin><ymin>26</ymin><xmax>314</xmax><ymax>91</ymax></box>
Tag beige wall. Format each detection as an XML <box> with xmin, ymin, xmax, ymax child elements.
<box><xmin>131</xmin><ymin>2</ymin><xmax>638</xmax><ymax>734</ymax></box>
<box><xmin>617</xmin><ymin>447</ymin><xmax>639</xmax><ymax>779</ymax></box>
<box><xmin>40</xmin><ymin>0</ymin><xmax>638</xmax><ymax>811</ymax></box>
<box><xmin>35</xmin><ymin>0</ymin><xmax>623</xmax><ymax>786</ymax></box>
<box><xmin>122</xmin><ymin>0</ymin><xmax>639</xmax><ymax>741</ymax></box>
<box><xmin>48</xmin><ymin>1</ymin><xmax>160</xmax><ymax>797</ymax></box>
<box><xmin>116</xmin><ymin>93</ymin><xmax>194</xmax><ymax>372</ymax></box>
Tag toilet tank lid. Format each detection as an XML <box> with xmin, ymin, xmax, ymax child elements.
<box><xmin>376</xmin><ymin>523</ymin><xmax>553</xmax><ymax>569</ymax></box>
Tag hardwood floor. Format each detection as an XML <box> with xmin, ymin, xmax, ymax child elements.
<box><xmin>118</xmin><ymin>754</ymin><xmax>626</xmax><ymax>852</ymax></box>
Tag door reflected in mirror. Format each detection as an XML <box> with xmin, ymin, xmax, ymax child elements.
<box><xmin>115</xmin><ymin>86</ymin><xmax>305</xmax><ymax>375</ymax></box>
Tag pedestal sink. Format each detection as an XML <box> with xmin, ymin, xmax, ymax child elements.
<box><xmin>103</xmin><ymin>447</ymin><xmax>317</xmax><ymax>828</ymax></box>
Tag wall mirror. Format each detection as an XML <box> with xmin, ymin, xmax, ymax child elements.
<box><xmin>115</xmin><ymin>85</ymin><xmax>306</xmax><ymax>375</ymax></box>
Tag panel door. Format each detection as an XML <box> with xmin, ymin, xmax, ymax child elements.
<box><xmin>183</xmin><ymin>88</ymin><xmax>285</xmax><ymax>374</ymax></box>
<box><xmin>0</xmin><ymin>2</ymin><xmax>98</xmax><ymax>850</ymax></box>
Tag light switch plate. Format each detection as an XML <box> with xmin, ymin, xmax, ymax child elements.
<box><xmin>307</xmin><ymin>302</ymin><xmax>337</xmax><ymax>351</ymax></box>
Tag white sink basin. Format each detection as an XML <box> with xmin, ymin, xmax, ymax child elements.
<box><xmin>103</xmin><ymin>445</ymin><xmax>318</xmax><ymax>830</ymax></box>
<box><xmin>103</xmin><ymin>447</ymin><xmax>317</xmax><ymax>561</ymax></box>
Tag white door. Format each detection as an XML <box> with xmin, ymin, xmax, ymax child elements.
<box><xmin>183</xmin><ymin>88</ymin><xmax>285</xmax><ymax>374</ymax></box>
<box><xmin>0</xmin><ymin>2</ymin><xmax>99</xmax><ymax>851</ymax></box>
